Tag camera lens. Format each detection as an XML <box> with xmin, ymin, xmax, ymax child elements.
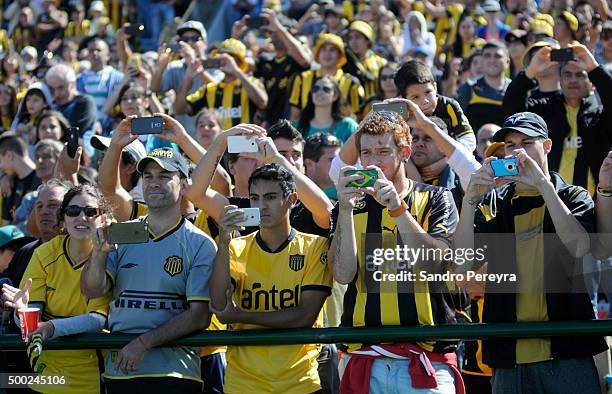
<box><xmin>505</xmin><ymin>163</ymin><xmax>515</xmax><ymax>171</ymax></box>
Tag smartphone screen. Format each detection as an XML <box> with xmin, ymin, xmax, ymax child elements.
<box><xmin>131</xmin><ymin>116</ymin><xmax>164</xmax><ymax>135</ymax></box>
<box><xmin>66</xmin><ymin>127</ymin><xmax>80</xmax><ymax>158</ymax></box>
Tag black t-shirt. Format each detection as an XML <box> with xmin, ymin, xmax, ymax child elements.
<box><xmin>228</xmin><ymin>196</ymin><xmax>328</xmax><ymax>237</ymax></box>
<box><xmin>57</xmin><ymin>94</ymin><xmax>97</xmax><ymax>137</ymax></box>
<box><xmin>2</xmin><ymin>170</ymin><xmax>41</xmax><ymax>222</ymax></box>
<box><xmin>254</xmin><ymin>55</ymin><xmax>308</xmax><ymax>124</ymax></box>
<box><xmin>35</xmin><ymin>12</ymin><xmax>64</xmax><ymax>52</ymax></box>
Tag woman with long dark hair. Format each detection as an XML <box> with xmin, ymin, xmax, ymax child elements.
<box><xmin>452</xmin><ymin>12</ymin><xmax>485</xmax><ymax>60</ymax></box>
<box><xmin>295</xmin><ymin>76</ymin><xmax>357</xmax><ymax>143</ymax></box>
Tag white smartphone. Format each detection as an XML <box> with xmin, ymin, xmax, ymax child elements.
<box><xmin>234</xmin><ymin>208</ymin><xmax>260</xmax><ymax>227</ymax></box>
<box><xmin>227</xmin><ymin>136</ymin><xmax>258</xmax><ymax>153</ymax></box>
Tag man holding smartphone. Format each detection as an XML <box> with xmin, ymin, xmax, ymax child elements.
<box><xmin>210</xmin><ymin>163</ymin><xmax>332</xmax><ymax>393</ymax></box>
<box><xmin>81</xmin><ymin>147</ymin><xmax>216</xmax><ymax>393</ymax></box>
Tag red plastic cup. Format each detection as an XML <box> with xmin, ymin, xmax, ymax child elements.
<box><xmin>17</xmin><ymin>307</ymin><xmax>40</xmax><ymax>342</ymax></box>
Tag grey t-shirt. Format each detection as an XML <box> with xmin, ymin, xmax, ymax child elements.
<box><xmin>103</xmin><ymin>217</ymin><xmax>217</xmax><ymax>382</ymax></box>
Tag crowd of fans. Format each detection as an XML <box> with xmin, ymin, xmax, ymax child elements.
<box><xmin>0</xmin><ymin>0</ymin><xmax>611</xmax><ymax>393</ymax></box>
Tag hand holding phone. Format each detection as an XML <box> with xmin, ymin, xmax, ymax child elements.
<box><xmin>131</xmin><ymin>116</ymin><xmax>164</xmax><ymax>135</ymax></box>
<box><xmin>125</xmin><ymin>24</ymin><xmax>145</xmax><ymax>37</ymax></box>
<box><xmin>345</xmin><ymin>169</ymin><xmax>379</xmax><ymax>188</ymax></box>
<box><xmin>246</xmin><ymin>16</ymin><xmax>268</xmax><ymax>29</ymax></box>
<box><xmin>201</xmin><ymin>58</ymin><xmax>222</xmax><ymax>69</ymax></box>
<box><xmin>227</xmin><ymin>136</ymin><xmax>259</xmax><ymax>153</ymax></box>
<box><xmin>107</xmin><ymin>222</ymin><xmax>149</xmax><ymax>244</ymax></box>
<box><xmin>550</xmin><ymin>48</ymin><xmax>575</xmax><ymax>62</ymax></box>
<box><xmin>233</xmin><ymin>208</ymin><xmax>260</xmax><ymax>227</ymax></box>
<box><xmin>66</xmin><ymin>127</ymin><xmax>80</xmax><ymax>158</ymax></box>
<box><xmin>371</xmin><ymin>102</ymin><xmax>409</xmax><ymax>120</ymax></box>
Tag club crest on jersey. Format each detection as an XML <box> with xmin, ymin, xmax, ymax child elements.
<box><xmin>289</xmin><ymin>254</ymin><xmax>305</xmax><ymax>272</ymax></box>
<box><xmin>164</xmin><ymin>255</ymin><xmax>183</xmax><ymax>277</ymax></box>
<box><xmin>354</xmin><ymin>198</ymin><xmax>366</xmax><ymax>210</ymax></box>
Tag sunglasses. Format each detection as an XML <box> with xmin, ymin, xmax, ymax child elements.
<box><xmin>65</xmin><ymin>205</ymin><xmax>101</xmax><ymax>218</ymax></box>
<box><xmin>306</xmin><ymin>133</ymin><xmax>341</xmax><ymax>146</ymax></box>
<box><xmin>180</xmin><ymin>36</ymin><xmax>202</xmax><ymax>43</ymax></box>
<box><xmin>312</xmin><ymin>85</ymin><xmax>333</xmax><ymax>93</ymax></box>
<box><xmin>381</xmin><ymin>74</ymin><xmax>395</xmax><ymax>81</ymax></box>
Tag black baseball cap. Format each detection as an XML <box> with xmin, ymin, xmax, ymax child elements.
<box><xmin>493</xmin><ymin>112</ymin><xmax>548</xmax><ymax>142</ymax></box>
<box><xmin>136</xmin><ymin>148</ymin><xmax>190</xmax><ymax>177</ymax></box>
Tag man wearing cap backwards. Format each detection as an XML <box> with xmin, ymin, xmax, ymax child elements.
<box><xmin>151</xmin><ymin>20</ymin><xmax>220</xmax><ymax>137</ymax></box>
<box><xmin>343</xmin><ymin>20</ymin><xmax>387</xmax><ymax>100</ymax></box>
<box><xmin>503</xmin><ymin>42</ymin><xmax>612</xmax><ymax>197</ymax></box>
<box><xmin>455</xmin><ymin>111</ymin><xmax>607</xmax><ymax>394</ymax></box>
<box><xmin>175</xmin><ymin>38</ymin><xmax>268</xmax><ymax>130</ymax></box>
<box><xmin>503</xmin><ymin>37</ymin><xmax>562</xmax><ymax>116</ymax></box>
<box><xmin>232</xmin><ymin>8</ymin><xmax>311</xmax><ymax>126</ymax></box>
<box><xmin>289</xmin><ymin>33</ymin><xmax>365</xmax><ymax>120</ymax></box>
<box><xmin>0</xmin><ymin>225</ymin><xmax>34</xmax><ymax>274</ymax></box>
<box><xmin>81</xmin><ymin>147</ymin><xmax>216</xmax><ymax>394</ymax></box>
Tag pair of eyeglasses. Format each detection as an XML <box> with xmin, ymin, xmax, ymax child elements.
<box><xmin>65</xmin><ymin>205</ymin><xmax>101</xmax><ymax>218</ymax></box>
<box><xmin>180</xmin><ymin>36</ymin><xmax>201</xmax><ymax>43</ymax></box>
<box><xmin>381</xmin><ymin>74</ymin><xmax>395</xmax><ymax>81</ymax></box>
<box><xmin>312</xmin><ymin>85</ymin><xmax>333</xmax><ymax>93</ymax></box>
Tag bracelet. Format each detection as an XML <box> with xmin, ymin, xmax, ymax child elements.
<box><xmin>388</xmin><ymin>200</ymin><xmax>408</xmax><ymax>217</ymax></box>
<box><xmin>597</xmin><ymin>186</ymin><xmax>612</xmax><ymax>197</ymax></box>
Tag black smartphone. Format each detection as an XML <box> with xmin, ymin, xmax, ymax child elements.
<box><xmin>166</xmin><ymin>43</ymin><xmax>182</xmax><ymax>53</ymax></box>
<box><xmin>246</xmin><ymin>16</ymin><xmax>268</xmax><ymax>29</ymax></box>
<box><xmin>107</xmin><ymin>222</ymin><xmax>149</xmax><ymax>244</ymax></box>
<box><xmin>550</xmin><ymin>48</ymin><xmax>575</xmax><ymax>62</ymax></box>
<box><xmin>66</xmin><ymin>127</ymin><xmax>80</xmax><ymax>158</ymax></box>
<box><xmin>125</xmin><ymin>24</ymin><xmax>145</xmax><ymax>37</ymax></box>
<box><xmin>201</xmin><ymin>58</ymin><xmax>222</xmax><ymax>69</ymax></box>
<box><xmin>131</xmin><ymin>116</ymin><xmax>164</xmax><ymax>135</ymax></box>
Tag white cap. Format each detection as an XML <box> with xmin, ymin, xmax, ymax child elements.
<box><xmin>89</xmin><ymin>1</ymin><xmax>106</xmax><ymax>13</ymax></box>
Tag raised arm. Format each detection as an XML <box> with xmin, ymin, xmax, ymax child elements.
<box><xmin>218</xmin><ymin>54</ymin><xmax>268</xmax><ymax>109</ymax></box>
<box><xmin>98</xmin><ymin>117</ymin><xmax>139</xmax><ymax>221</ymax></box>
<box><xmin>262</xmin><ymin>8</ymin><xmax>311</xmax><ymax>68</ymax></box>
<box><xmin>594</xmin><ymin>151</ymin><xmax>612</xmax><ymax>259</ymax></box>
<box><xmin>81</xmin><ymin>216</ymin><xmax>114</xmax><ymax>299</ymax></box>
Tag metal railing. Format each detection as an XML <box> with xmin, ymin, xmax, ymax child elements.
<box><xmin>1</xmin><ymin>320</ymin><xmax>611</xmax><ymax>350</ymax></box>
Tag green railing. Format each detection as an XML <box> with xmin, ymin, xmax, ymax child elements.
<box><xmin>1</xmin><ymin>320</ymin><xmax>611</xmax><ymax>350</ymax></box>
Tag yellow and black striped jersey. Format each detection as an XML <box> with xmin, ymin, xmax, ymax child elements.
<box><xmin>331</xmin><ymin>180</ymin><xmax>459</xmax><ymax>353</ymax></box>
<box><xmin>432</xmin><ymin>94</ymin><xmax>474</xmax><ymax>141</ymax></box>
<box><xmin>186</xmin><ymin>78</ymin><xmax>263</xmax><ymax>130</ymax></box>
<box><xmin>290</xmin><ymin>68</ymin><xmax>364</xmax><ymax>115</ymax></box>
<box><xmin>65</xmin><ymin>19</ymin><xmax>91</xmax><ymax>38</ymax></box>
<box><xmin>343</xmin><ymin>51</ymin><xmax>387</xmax><ymax>100</ymax></box>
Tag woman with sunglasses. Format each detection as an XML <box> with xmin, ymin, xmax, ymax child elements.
<box><xmin>2</xmin><ymin>184</ymin><xmax>112</xmax><ymax>394</ymax></box>
<box><xmin>294</xmin><ymin>76</ymin><xmax>358</xmax><ymax>143</ymax></box>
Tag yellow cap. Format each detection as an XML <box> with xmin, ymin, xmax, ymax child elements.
<box><xmin>528</xmin><ymin>19</ymin><xmax>553</xmax><ymax>37</ymax></box>
<box><xmin>560</xmin><ymin>11</ymin><xmax>579</xmax><ymax>33</ymax></box>
<box><xmin>535</xmin><ymin>13</ymin><xmax>554</xmax><ymax>27</ymax></box>
<box><xmin>484</xmin><ymin>142</ymin><xmax>505</xmax><ymax>158</ymax></box>
<box><xmin>211</xmin><ymin>38</ymin><xmax>247</xmax><ymax>70</ymax></box>
<box><xmin>349</xmin><ymin>20</ymin><xmax>375</xmax><ymax>43</ymax></box>
<box><xmin>314</xmin><ymin>33</ymin><xmax>347</xmax><ymax>67</ymax></box>
<box><xmin>264</xmin><ymin>0</ymin><xmax>281</xmax><ymax>10</ymax></box>
<box><xmin>521</xmin><ymin>37</ymin><xmax>560</xmax><ymax>67</ymax></box>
